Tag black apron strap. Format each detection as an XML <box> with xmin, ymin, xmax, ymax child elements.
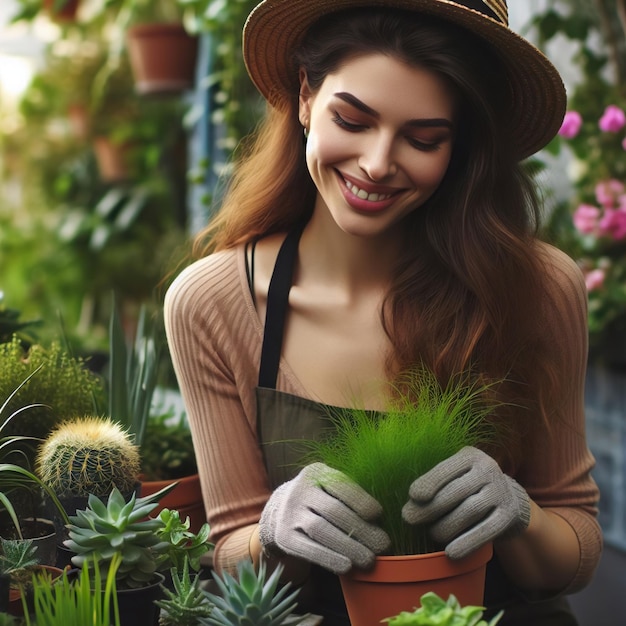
<box><xmin>258</xmin><ymin>222</ymin><xmax>306</xmax><ymax>389</ymax></box>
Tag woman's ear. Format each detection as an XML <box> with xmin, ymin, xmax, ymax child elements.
<box><xmin>299</xmin><ymin>68</ymin><xmax>312</xmax><ymax>127</ymax></box>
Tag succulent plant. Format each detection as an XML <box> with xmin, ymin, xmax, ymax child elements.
<box><xmin>202</xmin><ymin>559</ymin><xmax>303</xmax><ymax>626</ymax></box>
<box><xmin>156</xmin><ymin>508</ymin><xmax>212</xmax><ymax>573</ymax></box>
<box><xmin>156</xmin><ymin>556</ymin><xmax>213</xmax><ymax>626</ymax></box>
<box><xmin>64</xmin><ymin>484</ymin><xmax>175</xmax><ymax>589</ymax></box>
<box><xmin>0</xmin><ymin>538</ymin><xmax>40</xmax><ymax>583</ymax></box>
<box><xmin>383</xmin><ymin>592</ymin><xmax>503</xmax><ymax>626</ymax></box>
<box><xmin>36</xmin><ymin>416</ymin><xmax>141</xmax><ymax>499</ymax></box>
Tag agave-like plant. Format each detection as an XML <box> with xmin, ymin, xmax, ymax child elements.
<box><xmin>156</xmin><ymin>556</ymin><xmax>213</xmax><ymax>626</ymax></box>
<box><xmin>0</xmin><ymin>367</ymin><xmax>68</xmax><ymax>538</ymax></box>
<box><xmin>202</xmin><ymin>559</ymin><xmax>304</xmax><ymax>626</ymax></box>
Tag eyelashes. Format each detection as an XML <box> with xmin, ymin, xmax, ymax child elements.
<box><xmin>331</xmin><ymin>110</ymin><xmax>443</xmax><ymax>152</ymax></box>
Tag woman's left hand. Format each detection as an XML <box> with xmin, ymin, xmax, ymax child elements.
<box><xmin>402</xmin><ymin>446</ymin><xmax>531</xmax><ymax>560</ymax></box>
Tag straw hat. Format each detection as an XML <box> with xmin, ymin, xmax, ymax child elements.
<box><xmin>243</xmin><ymin>0</ymin><xmax>566</xmax><ymax>159</ymax></box>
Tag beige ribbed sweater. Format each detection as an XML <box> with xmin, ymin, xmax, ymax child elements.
<box><xmin>164</xmin><ymin>240</ymin><xmax>602</xmax><ymax>593</ymax></box>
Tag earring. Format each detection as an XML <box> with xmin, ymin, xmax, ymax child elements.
<box><xmin>304</xmin><ymin>127</ymin><xmax>309</xmax><ymax>139</ymax></box>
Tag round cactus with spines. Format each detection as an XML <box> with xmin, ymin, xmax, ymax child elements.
<box><xmin>36</xmin><ymin>416</ymin><xmax>140</xmax><ymax>498</ymax></box>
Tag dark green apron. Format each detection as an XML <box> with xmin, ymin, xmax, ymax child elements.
<box><xmin>253</xmin><ymin>224</ymin><xmax>578</xmax><ymax>625</ymax></box>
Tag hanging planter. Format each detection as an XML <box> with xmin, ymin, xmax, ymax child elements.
<box><xmin>92</xmin><ymin>136</ymin><xmax>135</xmax><ymax>183</ymax></box>
<box><xmin>126</xmin><ymin>23</ymin><xmax>198</xmax><ymax>96</ymax></box>
<box><xmin>339</xmin><ymin>544</ymin><xmax>493</xmax><ymax>626</ymax></box>
<box><xmin>42</xmin><ymin>0</ymin><xmax>81</xmax><ymax>22</ymax></box>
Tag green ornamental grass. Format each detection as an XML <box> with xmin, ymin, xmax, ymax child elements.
<box><xmin>307</xmin><ymin>368</ymin><xmax>502</xmax><ymax>555</ymax></box>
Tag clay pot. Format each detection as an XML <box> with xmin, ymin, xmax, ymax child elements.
<box><xmin>140</xmin><ymin>473</ymin><xmax>206</xmax><ymax>534</ymax></box>
<box><xmin>339</xmin><ymin>543</ymin><xmax>493</xmax><ymax>625</ymax></box>
<box><xmin>126</xmin><ymin>23</ymin><xmax>198</xmax><ymax>96</ymax></box>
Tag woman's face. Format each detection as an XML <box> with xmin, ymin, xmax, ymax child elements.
<box><xmin>299</xmin><ymin>53</ymin><xmax>456</xmax><ymax>238</ymax></box>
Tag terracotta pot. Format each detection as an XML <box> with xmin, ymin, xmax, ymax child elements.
<box><xmin>92</xmin><ymin>136</ymin><xmax>134</xmax><ymax>183</ymax></box>
<box><xmin>43</xmin><ymin>0</ymin><xmax>80</xmax><ymax>21</ymax></box>
<box><xmin>339</xmin><ymin>543</ymin><xmax>493</xmax><ymax>626</ymax></box>
<box><xmin>140</xmin><ymin>473</ymin><xmax>206</xmax><ymax>533</ymax></box>
<box><xmin>127</xmin><ymin>23</ymin><xmax>198</xmax><ymax>95</ymax></box>
<box><xmin>8</xmin><ymin>565</ymin><xmax>64</xmax><ymax>616</ymax></box>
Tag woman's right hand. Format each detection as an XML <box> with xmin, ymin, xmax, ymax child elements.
<box><xmin>258</xmin><ymin>463</ymin><xmax>390</xmax><ymax>574</ymax></box>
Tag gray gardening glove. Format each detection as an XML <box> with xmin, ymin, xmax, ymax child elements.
<box><xmin>259</xmin><ymin>462</ymin><xmax>390</xmax><ymax>574</ymax></box>
<box><xmin>402</xmin><ymin>446</ymin><xmax>531</xmax><ymax>560</ymax></box>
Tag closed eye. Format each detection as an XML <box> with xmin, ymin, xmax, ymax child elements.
<box><xmin>331</xmin><ymin>111</ymin><xmax>366</xmax><ymax>132</ymax></box>
<box><xmin>406</xmin><ymin>137</ymin><xmax>443</xmax><ymax>152</ymax></box>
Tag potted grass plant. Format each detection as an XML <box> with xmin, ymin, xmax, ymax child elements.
<box><xmin>22</xmin><ymin>554</ymin><xmax>123</xmax><ymax>626</ymax></box>
<box><xmin>305</xmin><ymin>367</ymin><xmax>501</xmax><ymax>626</ymax></box>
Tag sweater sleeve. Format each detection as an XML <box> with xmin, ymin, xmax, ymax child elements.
<box><xmin>164</xmin><ymin>248</ymin><xmax>270</xmax><ymax>573</ymax></box>
<box><xmin>516</xmin><ymin>243</ymin><xmax>602</xmax><ymax>594</ymax></box>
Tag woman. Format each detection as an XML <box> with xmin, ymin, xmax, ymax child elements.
<box><xmin>164</xmin><ymin>1</ymin><xmax>602</xmax><ymax>624</ymax></box>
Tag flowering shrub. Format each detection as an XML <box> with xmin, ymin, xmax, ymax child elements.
<box><xmin>552</xmin><ymin>104</ymin><xmax>626</xmax><ymax>355</ymax></box>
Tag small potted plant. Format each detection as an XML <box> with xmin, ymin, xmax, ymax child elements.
<box><xmin>204</xmin><ymin>559</ymin><xmax>305</xmax><ymax>626</ymax></box>
<box><xmin>0</xmin><ymin>369</ymin><xmax>69</xmax><ymax>561</ymax></box>
<box><xmin>63</xmin><ymin>483</ymin><xmax>177</xmax><ymax>625</ymax></box>
<box><xmin>0</xmin><ymin>538</ymin><xmax>64</xmax><ymax>617</ymax></box>
<box><xmin>156</xmin><ymin>556</ymin><xmax>213</xmax><ymax>626</ymax></box>
<box><xmin>22</xmin><ymin>553</ymin><xmax>123</xmax><ymax>626</ymax></box>
<box><xmin>35</xmin><ymin>415</ymin><xmax>141</xmax><ymax>548</ymax></box>
<box><xmin>305</xmin><ymin>367</ymin><xmax>501</xmax><ymax>626</ymax></box>
<box><xmin>383</xmin><ymin>591</ymin><xmax>503</xmax><ymax>626</ymax></box>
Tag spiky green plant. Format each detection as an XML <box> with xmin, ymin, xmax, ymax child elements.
<box><xmin>23</xmin><ymin>553</ymin><xmax>122</xmax><ymax>626</ymax></box>
<box><xmin>306</xmin><ymin>367</ymin><xmax>502</xmax><ymax>555</ymax></box>
<box><xmin>0</xmin><ymin>539</ymin><xmax>39</xmax><ymax>586</ymax></box>
<box><xmin>64</xmin><ymin>484</ymin><xmax>175</xmax><ymax>589</ymax></box>
<box><xmin>156</xmin><ymin>556</ymin><xmax>213</xmax><ymax>626</ymax></box>
<box><xmin>202</xmin><ymin>559</ymin><xmax>303</xmax><ymax>626</ymax></box>
<box><xmin>36</xmin><ymin>416</ymin><xmax>140</xmax><ymax>498</ymax></box>
<box><xmin>383</xmin><ymin>591</ymin><xmax>503</xmax><ymax>626</ymax></box>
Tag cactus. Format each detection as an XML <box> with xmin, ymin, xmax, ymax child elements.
<box><xmin>36</xmin><ymin>417</ymin><xmax>140</xmax><ymax>498</ymax></box>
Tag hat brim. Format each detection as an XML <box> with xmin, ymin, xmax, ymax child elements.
<box><xmin>243</xmin><ymin>0</ymin><xmax>566</xmax><ymax>159</ymax></box>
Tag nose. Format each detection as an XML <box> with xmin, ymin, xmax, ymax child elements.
<box><xmin>358</xmin><ymin>134</ymin><xmax>398</xmax><ymax>181</ymax></box>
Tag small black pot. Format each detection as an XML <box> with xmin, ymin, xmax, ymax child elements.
<box><xmin>116</xmin><ymin>573</ymin><xmax>165</xmax><ymax>626</ymax></box>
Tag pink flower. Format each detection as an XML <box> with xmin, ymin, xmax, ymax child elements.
<box><xmin>584</xmin><ymin>268</ymin><xmax>606</xmax><ymax>292</ymax></box>
<box><xmin>598</xmin><ymin>207</ymin><xmax>626</xmax><ymax>240</ymax></box>
<box><xmin>595</xmin><ymin>179</ymin><xmax>625</xmax><ymax>208</ymax></box>
<box><xmin>573</xmin><ymin>203</ymin><xmax>600</xmax><ymax>234</ymax></box>
<box><xmin>558</xmin><ymin>111</ymin><xmax>583</xmax><ymax>138</ymax></box>
<box><xmin>599</xmin><ymin>105</ymin><xmax>626</xmax><ymax>132</ymax></box>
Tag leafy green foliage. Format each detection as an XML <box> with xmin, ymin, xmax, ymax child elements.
<box><xmin>384</xmin><ymin>592</ymin><xmax>503</xmax><ymax>626</ymax></box>
<box><xmin>157</xmin><ymin>556</ymin><xmax>213</xmax><ymax>626</ymax></box>
<box><xmin>306</xmin><ymin>368</ymin><xmax>501</xmax><ymax>555</ymax></box>
<box><xmin>23</xmin><ymin>554</ymin><xmax>122</xmax><ymax>626</ymax></box>
<box><xmin>156</xmin><ymin>509</ymin><xmax>212</xmax><ymax>572</ymax></box>
<box><xmin>0</xmin><ymin>336</ymin><xmax>103</xmax><ymax>444</ymax></box>
<box><xmin>203</xmin><ymin>559</ymin><xmax>302</xmax><ymax>626</ymax></box>
<box><xmin>64</xmin><ymin>484</ymin><xmax>175</xmax><ymax>589</ymax></box>
<box><xmin>0</xmin><ymin>297</ymin><xmax>41</xmax><ymax>346</ymax></box>
<box><xmin>141</xmin><ymin>411</ymin><xmax>197</xmax><ymax>480</ymax></box>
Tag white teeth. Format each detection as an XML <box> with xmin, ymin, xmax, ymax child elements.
<box><xmin>346</xmin><ymin>180</ymin><xmax>391</xmax><ymax>202</ymax></box>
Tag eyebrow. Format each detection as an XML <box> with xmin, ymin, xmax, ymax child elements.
<box><xmin>334</xmin><ymin>92</ymin><xmax>454</xmax><ymax>129</ymax></box>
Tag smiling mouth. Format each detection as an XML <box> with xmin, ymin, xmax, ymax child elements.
<box><xmin>343</xmin><ymin>178</ymin><xmax>393</xmax><ymax>202</ymax></box>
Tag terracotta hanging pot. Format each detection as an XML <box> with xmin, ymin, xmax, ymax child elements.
<box><xmin>126</xmin><ymin>23</ymin><xmax>199</xmax><ymax>96</ymax></box>
<box><xmin>339</xmin><ymin>543</ymin><xmax>493</xmax><ymax>626</ymax></box>
<box><xmin>43</xmin><ymin>0</ymin><xmax>81</xmax><ymax>22</ymax></box>
<box><xmin>139</xmin><ymin>473</ymin><xmax>206</xmax><ymax>534</ymax></box>
<box><xmin>92</xmin><ymin>136</ymin><xmax>134</xmax><ymax>183</ymax></box>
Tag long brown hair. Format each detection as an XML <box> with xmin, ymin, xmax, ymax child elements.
<box><xmin>194</xmin><ymin>10</ymin><xmax>557</xmax><ymax>460</ymax></box>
